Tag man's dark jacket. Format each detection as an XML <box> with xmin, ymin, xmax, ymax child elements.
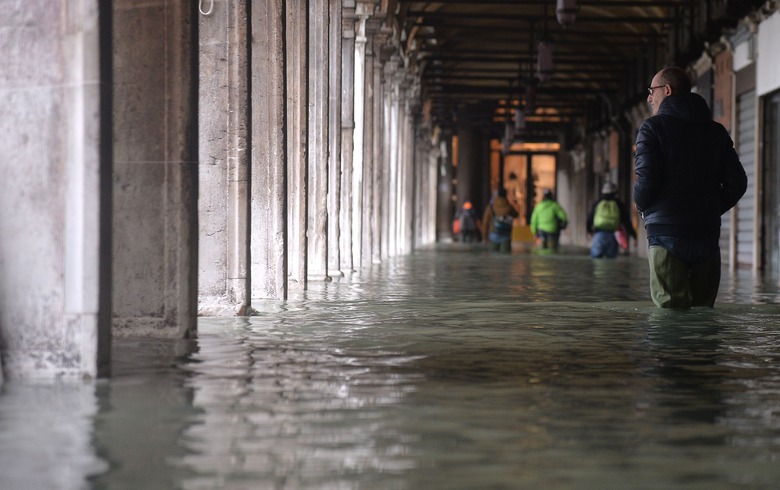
<box><xmin>634</xmin><ymin>92</ymin><xmax>747</xmax><ymax>241</ymax></box>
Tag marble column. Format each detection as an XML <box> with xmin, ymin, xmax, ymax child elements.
<box><xmin>198</xmin><ymin>0</ymin><xmax>250</xmax><ymax>316</ymax></box>
<box><xmin>286</xmin><ymin>0</ymin><xmax>309</xmax><ymax>291</ymax></box>
<box><xmin>327</xmin><ymin>0</ymin><xmax>343</xmax><ymax>277</ymax></box>
<box><xmin>307</xmin><ymin>0</ymin><xmax>330</xmax><ymax>282</ymax></box>
<box><xmin>250</xmin><ymin>0</ymin><xmax>288</xmax><ymax>300</ymax></box>
<box><xmin>112</xmin><ymin>1</ymin><xmax>198</xmax><ymax>338</ymax></box>
<box><xmin>0</xmin><ymin>0</ymin><xmax>110</xmax><ymax>378</ymax></box>
<box><xmin>339</xmin><ymin>1</ymin><xmax>356</xmax><ymax>273</ymax></box>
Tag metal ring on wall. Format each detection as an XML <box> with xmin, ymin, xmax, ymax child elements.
<box><xmin>199</xmin><ymin>0</ymin><xmax>214</xmax><ymax>16</ymax></box>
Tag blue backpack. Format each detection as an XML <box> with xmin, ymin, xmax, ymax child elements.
<box><xmin>492</xmin><ymin>206</ymin><xmax>513</xmax><ymax>235</ymax></box>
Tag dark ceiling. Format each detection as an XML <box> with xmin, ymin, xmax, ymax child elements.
<box><xmin>393</xmin><ymin>0</ymin><xmax>768</xmax><ymax>143</ymax></box>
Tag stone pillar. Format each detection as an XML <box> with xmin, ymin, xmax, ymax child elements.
<box><xmin>455</xmin><ymin>105</ymin><xmax>492</xmax><ymax>214</ymax></box>
<box><xmin>414</xmin><ymin>122</ymin><xmax>436</xmax><ymax>248</ymax></box>
<box><xmin>370</xmin><ymin>33</ymin><xmax>386</xmax><ymax>264</ymax></box>
<box><xmin>0</xmin><ymin>1</ymin><xmax>110</xmax><ymax>379</ymax></box>
<box><xmin>377</xmin><ymin>49</ymin><xmax>394</xmax><ymax>261</ymax></box>
<box><xmin>382</xmin><ymin>60</ymin><xmax>400</xmax><ymax>257</ymax></box>
<box><xmin>399</xmin><ymin>81</ymin><xmax>415</xmax><ymax>255</ymax></box>
<box><xmin>360</xmin><ymin>33</ymin><xmax>376</xmax><ymax>266</ymax></box>
<box><xmin>340</xmin><ymin>1</ymin><xmax>356</xmax><ymax>272</ymax></box>
<box><xmin>250</xmin><ymin>0</ymin><xmax>287</xmax><ymax>300</ymax></box>
<box><xmin>307</xmin><ymin>0</ymin><xmax>330</xmax><ymax>281</ymax></box>
<box><xmin>436</xmin><ymin>130</ymin><xmax>455</xmax><ymax>240</ymax></box>
<box><xmin>198</xmin><ymin>0</ymin><xmax>250</xmax><ymax>316</ymax></box>
<box><xmin>113</xmin><ymin>1</ymin><xmax>198</xmax><ymax>338</ymax></box>
<box><xmin>422</xmin><ymin>134</ymin><xmax>441</xmax><ymax>245</ymax></box>
<box><xmin>327</xmin><ymin>0</ymin><xmax>343</xmax><ymax>276</ymax></box>
<box><xmin>351</xmin><ymin>8</ymin><xmax>369</xmax><ymax>269</ymax></box>
<box><xmin>286</xmin><ymin>0</ymin><xmax>308</xmax><ymax>291</ymax></box>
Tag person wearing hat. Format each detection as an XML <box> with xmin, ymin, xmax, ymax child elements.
<box><xmin>586</xmin><ymin>181</ymin><xmax>637</xmax><ymax>258</ymax></box>
<box><xmin>530</xmin><ymin>189</ymin><xmax>568</xmax><ymax>251</ymax></box>
<box><xmin>453</xmin><ymin>200</ymin><xmax>481</xmax><ymax>243</ymax></box>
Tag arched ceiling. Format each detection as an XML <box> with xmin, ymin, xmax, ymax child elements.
<box><xmin>392</xmin><ymin>0</ymin><xmax>767</xmax><ymax>143</ymax></box>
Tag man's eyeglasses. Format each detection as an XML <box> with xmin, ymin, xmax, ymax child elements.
<box><xmin>647</xmin><ymin>85</ymin><xmax>666</xmax><ymax>95</ymax></box>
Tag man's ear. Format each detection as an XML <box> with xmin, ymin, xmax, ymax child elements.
<box><xmin>664</xmin><ymin>84</ymin><xmax>672</xmax><ymax>96</ymax></box>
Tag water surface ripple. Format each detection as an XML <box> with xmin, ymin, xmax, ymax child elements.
<box><xmin>2</xmin><ymin>244</ymin><xmax>780</xmax><ymax>489</ymax></box>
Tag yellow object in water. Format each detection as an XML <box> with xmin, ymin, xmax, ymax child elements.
<box><xmin>514</xmin><ymin>225</ymin><xmax>536</xmax><ymax>243</ymax></box>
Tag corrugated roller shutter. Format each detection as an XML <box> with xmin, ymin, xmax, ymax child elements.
<box><xmin>736</xmin><ymin>89</ymin><xmax>756</xmax><ymax>268</ymax></box>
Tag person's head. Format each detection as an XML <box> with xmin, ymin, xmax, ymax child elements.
<box><xmin>543</xmin><ymin>189</ymin><xmax>553</xmax><ymax>200</ymax></box>
<box><xmin>647</xmin><ymin>66</ymin><xmax>692</xmax><ymax>115</ymax></box>
<box><xmin>601</xmin><ymin>182</ymin><xmax>617</xmax><ymax>195</ymax></box>
<box><xmin>463</xmin><ymin>201</ymin><xmax>473</xmax><ymax>210</ymax></box>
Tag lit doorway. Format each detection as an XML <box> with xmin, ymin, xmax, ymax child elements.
<box><xmin>495</xmin><ymin>143</ymin><xmax>559</xmax><ymax>225</ymax></box>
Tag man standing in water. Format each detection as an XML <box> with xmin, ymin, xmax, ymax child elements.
<box><xmin>634</xmin><ymin>66</ymin><xmax>747</xmax><ymax>308</ymax></box>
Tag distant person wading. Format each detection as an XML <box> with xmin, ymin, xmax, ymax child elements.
<box><xmin>587</xmin><ymin>182</ymin><xmax>637</xmax><ymax>259</ymax></box>
<box><xmin>453</xmin><ymin>201</ymin><xmax>481</xmax><ymax>243</ymax></box>
<box><xmin>530</xmin><ymin>189</ymin><xmax>568</xmax><ymax>252</ymax></box>
<box><xmin>482</xmin><ymin>188</ymin><xmax>519</xmax><ymax>253</ymax></box>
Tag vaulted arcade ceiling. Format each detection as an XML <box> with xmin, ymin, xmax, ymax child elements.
<box><xmin>391</xmin><ymin>0</ymin><xmax>769</xmax><ymax>144</ymax></box>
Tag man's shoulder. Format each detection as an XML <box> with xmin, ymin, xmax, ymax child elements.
<box><xmin>637</xmin><ymin>116</ymin><xmax>664</xmax><ymax>139</ymax></box>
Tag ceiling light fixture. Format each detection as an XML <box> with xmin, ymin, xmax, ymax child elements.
<box><xmin>556</xmin><ymin>0</ymin><xmax>578</xmax><ymax>28</ymax></box>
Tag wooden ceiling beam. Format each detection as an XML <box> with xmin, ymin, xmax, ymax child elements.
<box><xmin>400</xmin><ymin>0</ymin><xmax>685</xmax><ymax>6</ymax></box>
<box><xmin>406</xmin><ymin>11</ymin><xmax>674</xmax><ymax>23</ymax></box>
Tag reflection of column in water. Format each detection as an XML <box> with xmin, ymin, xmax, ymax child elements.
<box><xmin>0</xmin><ymin>384</ymin><xmax>108</xmax><ymax>489</ymax></box>
<box><xmin>90</xmin><ymin>337</ymin><xmax>201</xmax><ymax>488</ymax></box>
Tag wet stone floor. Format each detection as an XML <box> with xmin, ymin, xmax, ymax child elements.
<box><xmin>3</xmin><ymin>243</ymin><xmax>780</xmax><ymax>489</ymax></box>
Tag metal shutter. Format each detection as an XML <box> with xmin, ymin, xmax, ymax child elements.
<box><xmin>735</xmin><ymin>89</ymin><xmax>756</xmax><ymax>268</ymax></box>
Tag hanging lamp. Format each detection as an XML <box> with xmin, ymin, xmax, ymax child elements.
<box><xmin>503</xmin><ymin>122</ymin><xmax>513</xmax><ymax>154</ymax></box>
<box><xmin>537</xmin><ymin>40</ymin><xmax>554</xmax><ymax>81</ymax></box>
<box><xmin>514</xmin><ymin>108</ymin><xmax>526</xmax><ymax>131</ymax></box>
<box><xmin>537</xmin><ymin>1</ymin><xmax>554</xmax><ymax>81</ymax></box>
<box><xmin>525</xmin><ymin>82</ymin><xmax>537</xmax><ymax>113</ymax></box>
<box><xmin>556</xmin><ymin>0</ymin><xmax>578</xmax><ymax>28</ymax></box>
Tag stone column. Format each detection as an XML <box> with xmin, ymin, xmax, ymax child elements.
<box><xmin>340</xmin><ymin>1</ymin><xmax>356</xmax><ymax>272</ymax></box>
<box><xmin>370</xmin><ymin>32</ymin><xmax>386</xmax><ymax>264</ymax></box>
<box><xmin>198</xmin><ymin>0</ymin><xmax>250</xmax><ymax>316</ymax></box>
<box><xmin>455</xmin><ymin>104</ymin><xmax>493</xmax><ymax>214</ymax></box>
<box><xmin>327</xmin><ymin>0</ymin><xmax>343</xmax><ymax>277</ymax></box>
<box><xmin>399</xmin><ymin>81</ymin><xmax>415</xmax><ymax>255</ymax></box>
<box><xmin>250</xmin><ymin>0</ymin><xmax>288</xmax><ymax>300</ymax></box>
<box><xmin>0</xmin><ymin>1</ymin><xmax>110</xmax><ymax>379</ymax></box>
<box><xmin>425</xmin><ymin>134</ymin><xmax>442</xmax><ymax>245</ymax></box>
<box><xmin>414</xmin><ymin>122</ymin><xmax>435</xmax><ymax>248</ymax></box>
<box><xmin>113</xmin><ymin>1</ymin><xmax>198</xmax><ymax>338</ymax></box>
<box><xmin>360</xmin><ymin>33</ymin><xmax>376</xmax><ymax>266</ymax></box>
<box><xmin>307</xmin><ymin>0</ymin><xmax>330</xmax><ymax>282</ymax></box>
<box><xmin>436</xmin><ymin>130</ymin><xmax>455</xmax><ymax>240</ymax></box>
<box><xmin>382</xmin><ymin>60</ymin><xmax>400</xmax><ymax>257</ymax></box>
<box><xmin>351</xmin><ymin>8</ymin><xmax>369</xmax><ymax>269</ymax></box>
<box><xmin>286</xmin><ymin>0</ymin><xmax>308</xmax><ymax>291</ymax></box>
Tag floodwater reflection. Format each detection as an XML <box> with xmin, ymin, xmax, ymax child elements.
<box><xmin>2</xmin><ymin>244</ymin><xmax>780</xmax><ymax>489</ymax></box>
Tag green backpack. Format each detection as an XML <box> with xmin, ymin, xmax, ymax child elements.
<box><xmin>593</xmin><ymin>199</ymin><xmax>620</xmax><ymax>231</ymax></box>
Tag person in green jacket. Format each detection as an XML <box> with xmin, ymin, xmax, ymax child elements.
<box><xmin>530</xmin><ymin>189</ymin><xmax>568</xmax><ymax>251</ymax></box>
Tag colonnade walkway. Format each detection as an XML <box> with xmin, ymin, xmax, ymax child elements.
<box><xmin>3</xmin><ymin>244</ymin><xmax>780</xmax><ymax>488</ymax></box>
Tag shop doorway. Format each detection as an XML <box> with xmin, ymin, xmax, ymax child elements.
<box><xmin>501</xmin><ymin>148</ymin><xmax>558</xmax><ymax>225</ymax></box>
<box><xmin>762</xmin><ymin>90</ymin><xmax>780</xmax><ymax>273</ymax></box>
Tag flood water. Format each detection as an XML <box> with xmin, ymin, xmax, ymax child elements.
<box><xmin>2</xmin><ymin>243</ymin><xmax>780</xmax><ymax>489</ymax></box>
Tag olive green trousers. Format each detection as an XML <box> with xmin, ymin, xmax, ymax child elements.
<box><xmin>647</xmin><ymin>245</ymin><xmax>720</xmax><ymax>308</ymax></box>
